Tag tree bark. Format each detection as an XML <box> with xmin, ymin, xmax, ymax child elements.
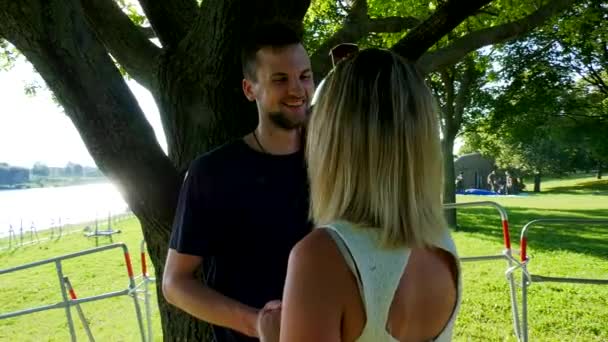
<box><xmin>442</xmin><ymin>135</ymin><xmax>457</xmax><ymax>228</ymax></box>
<box><xmin>80</xmin><ymin>0</ymin><xmax>161</xmax><ymax>90</ymax></box>
<box><xmin>438</xmin><ymin>68</ymin><xmax>457</xmax><ymax>228</ymax></box>
<box><xmin>597</xmin><ymin>162</ymin><xmax>603</xmax><ymax>180</ymax></box>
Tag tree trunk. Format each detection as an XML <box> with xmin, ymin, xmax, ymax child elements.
<box><xmin>442</xmin><ymin>136</ymin><xmax>457</xmax><ymax>229</ymax></box>
<box><xmin>436</xmin><ymin>60</ymin><xmax>477</xmax><ymax>230</ymax></box>
<box><xmin>597</xmin><ymin>162</ymin><xmax>603</xmax><ymax>180</ymax></box>
<box><xmin>534</xmin><ymin>172</ymin><xmax>542</xmax><ymax>192</ymax></box>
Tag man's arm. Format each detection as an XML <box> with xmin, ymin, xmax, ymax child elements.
<box><xmin>162</xmin><ymin>249</ymin><xmax>260</xmax><ymax>337</ymax></box>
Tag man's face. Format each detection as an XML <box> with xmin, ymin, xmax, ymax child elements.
<box><xmin>243</xmin><ymin>44</ymin><xmax>314</xmax><ymax>130</ymax></box>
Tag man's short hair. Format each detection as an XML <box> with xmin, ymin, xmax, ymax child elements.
<box><xmin>241</xmin><ymin>20</ymin><xmax>304</xmax><ymax>80</ymax></box>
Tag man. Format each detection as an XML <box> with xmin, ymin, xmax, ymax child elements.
<box><xmin>162</xmin><ymin>21</ymin><xmax>313</xmax><ymax>342</ymax></box>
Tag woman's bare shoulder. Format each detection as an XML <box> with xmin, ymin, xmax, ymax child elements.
<box><xmin>289</xmin><ymin>228</ymin><xmax>344</xmax><ymax>273</ymax></box>
<box><xmin>281</xmin><ymin>228</ymin><xmax>355</xmax><ymax>341</ymax></box>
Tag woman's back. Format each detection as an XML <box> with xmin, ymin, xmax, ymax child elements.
<box><xmin>324</xmin><ymin>221</ymin><xmax>461</xmax><ymax>342</ymax></box>
<box><xmin>265</xmin><ymin>48</ymin><xmax>463</xmax><ymax>342</ymax></box>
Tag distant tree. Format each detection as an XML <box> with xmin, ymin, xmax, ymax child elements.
<box><xmin>63</xmin><ymin>163</ymin><xmax>72</xmax><ymax>177</ymax></box>
<box><xmin>72</xmin><ymin>163</ymin><xmax>84</xmax><ymax>178</ymax></box>
<box><xmin>62</xmin><ymin>162</ymin><xmax>84</xmax><ymax>177</ymax></box>
<box><xmin>0</xmin><ymin>164</ymin><xmax>29</xmax><ymax>185</ymax></box>
<box><xmin>11</xmin><ymin>167</ymin><xmax>30</xmax><ymax>184</ymax></box>
<box><xmin>461</xmin><ymin>2</ymin><xmax>608</xmax><ymax>190</ymax></box>
<box><xmin>0</xmin><ymin>164</ymin><xmax>9</xmax><ymax>184</ymax></box>
<box><xmin>83</xmin><ymin>166</ymin><xmax>104</xmax><ymax>178</ymax></box>
<box><xmin>428</xmin><ymin>53</ymin><xmax>490</xmax><ymax>226</ymax></box>
<box><xmin>32</xmin><ymin>162</ymin><xmax>50</xmax><ymax>177</ymax></box>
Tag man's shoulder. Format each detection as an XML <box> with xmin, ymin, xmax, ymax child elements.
<box><xmin>188</xmin><ymin>139</ymin><xmax>246</xmax><ymax>175</ymax></box>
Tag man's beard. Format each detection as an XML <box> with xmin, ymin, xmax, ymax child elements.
<box><xmin>268</xmin><ymin>107</ymin><xmax>312</xmax><ymax>130</ymax></box>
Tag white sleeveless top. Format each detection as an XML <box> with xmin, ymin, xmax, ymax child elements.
<box><xmin>321</xmin><ymin>221</ymin><xmax>461</xmax><ymax>342</ymax></box>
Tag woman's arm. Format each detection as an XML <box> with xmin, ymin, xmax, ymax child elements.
<box><xmin>278</xmin><ymin>229</ymin><xmax>352</xmax><ymax>342</ymax></box>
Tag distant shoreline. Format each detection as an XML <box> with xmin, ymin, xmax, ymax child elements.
<box><xmin>0</xmin><ymin>177</ymin><xmax>108</xmax><ymax>191</ymax></box>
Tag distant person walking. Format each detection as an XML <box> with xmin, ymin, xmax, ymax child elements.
<box><xmin>505</xmin><ymin>171</ymin><xmax>514</xmax><ymax>195</ymax></box>
<box><xmin>487</xmin><ymin>170</ymin><xmax>497</xmax><ymax>192</ymax></box>
<box><xmin>455</xmin><ymin>171</ymin><xmax>464</xmax><ymax>193</ymax></box>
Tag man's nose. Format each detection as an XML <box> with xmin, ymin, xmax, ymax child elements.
<box><xmin>287</xmin><ymin>78</ymin><xmax>304</xmax><ymax>97</ymax></box>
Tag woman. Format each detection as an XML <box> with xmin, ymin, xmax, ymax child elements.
<box><xmin>259</xmin><ymin>48</ymin><xmax>461</xmax><ymax>342</ymax></box>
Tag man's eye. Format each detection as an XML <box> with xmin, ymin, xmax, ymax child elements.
<box><xmin>272</xmin><ymin>78</ymin><xmax>286</xmax><ymax>83</ymax></box>
<box><xmin>301</xmin><ymin>74</ymin><xmax>311</xmax><ymax>80</ymax></box>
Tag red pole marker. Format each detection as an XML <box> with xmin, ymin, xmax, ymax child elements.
<box><xmin>520</xmin><ymin>236</ymin><xmax>528</xmax><ymax>262</ymax></box>
<box><xmin>68</xmin><ymin>288</ymin><xmax>77</xmax><ymax>300</ymax></box>
<box><xmin>124</xmin><ymin>252</ymin><xmax>134</xmax><ymax>278</ymax></box>
<box><xmin>141</xmin><ymin>252</ymin><xmax>148</xmax><ymax>277</ymax></box>
<box><xmin>502</xmin><ymin>219</ymin><xmax>511</xmax><ymax>250</ymax></box>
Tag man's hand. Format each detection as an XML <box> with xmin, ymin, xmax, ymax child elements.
<box><xmin>257</xmin><ymin>300</ymin><xmax>282</xmax><ymax>342</ymax></box>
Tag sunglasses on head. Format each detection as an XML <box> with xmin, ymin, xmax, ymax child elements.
<box><xmin>311</xmin><ymin>43</ymin><xmax>359</xmax><ymax>109</ymax></box>
<box><xmin>329</xmin><ymin>43</ymin><xmax>359</xmax><ymax>66</ymax></box>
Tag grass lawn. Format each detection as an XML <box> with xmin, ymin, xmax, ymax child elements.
<box><xmin>453</xmin><ymin>174</ymin><xmax>608</xmax><ymax>341</ymax></box>
<box><xmin>1</xmin><ymin>174</ymin><xmax>606</xmax><ymax>341</ymax></box>
<box><xmin>0</xmin><ymin>216</ymin><xmax>162</xmax><ymax>341</ymax></box>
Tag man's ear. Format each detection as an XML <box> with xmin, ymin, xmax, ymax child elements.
<box><xmin>242</xmin><ymin>78</ymin><xmax>256</xmax><ymax>102</ymax></box>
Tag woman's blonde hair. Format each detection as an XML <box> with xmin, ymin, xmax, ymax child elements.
<box><xmin>306</xmin><ymin>48</ymin><xmax>446</xmax><ymax>248</ymax></box>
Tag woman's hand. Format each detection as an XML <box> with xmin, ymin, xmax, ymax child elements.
<box><xmin>257</xmin><ymin>300</ymin><xmax>282</xmax><ymax>342</ymax></box>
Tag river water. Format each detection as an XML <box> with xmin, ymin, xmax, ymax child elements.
<box><xmin>0</xmin><ymin>183</ymin><xmax>128</xmax><ymax>237</ymax></box>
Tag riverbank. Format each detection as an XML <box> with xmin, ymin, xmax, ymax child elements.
<box><xmin>0</xmin><ymin>176</ymin><xmax>107</xmax><ymax>191</ymax></box>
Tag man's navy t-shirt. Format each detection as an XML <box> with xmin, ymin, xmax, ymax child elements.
<box><xmin>169</xmin><ymin>139</ymin><xmax>311</xmax><ymax>342</ymax></box>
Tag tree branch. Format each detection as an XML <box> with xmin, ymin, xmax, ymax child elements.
<box><xmin>137</xmin><ymin>0</ymin><xmax>198</xmax><ymax>47</ymax></box>
<box><xmin>80</xmin><ymin>0</ymin><xmax>161</xmax><ymax>90</ymax></box>
<box><xmin>391</xmin><ymin>0</ymin><xmax>494</xmax><ymax>61</ymax></box>
<box><xmin>586</xmin><ymin>63</ymin><xmax>608</xmax><ymax>96</ymax></box>
<box><xmin>349</xmin><ymin>0</ymin><xmax>368</xmax><ymax>18</ymax></box>
<box><xmin>475</xmin><ymin>9</ymin><xmax>499</xmax><ymax>17</ymax></box>
<box><xmin>417</xmin><ymin>0</ymin><xmax>577</xmax><ymax>73</ymax></box>
<box><xmin>311</xmin><ymin>0</ymin><xmax>419</xmax><ymax>79</ymax></box>
<box><xmin>368</xmin><ymin>16</ymin><xmax>421</xmax><ymax>33</ymax></box>
<box><xmin>0</xmin><ymin>0</ymin><xmax>181</xmax><ymax>225</ymax></box>
<box><xmin>310</xmin><ymin>0</ymin><xmax>367</xmax><ymax>78</ymax></box>
<box><xmin>139</xmin><ymin>25</ymin><xmax>156</xmax><ymax>39</ymax></box>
